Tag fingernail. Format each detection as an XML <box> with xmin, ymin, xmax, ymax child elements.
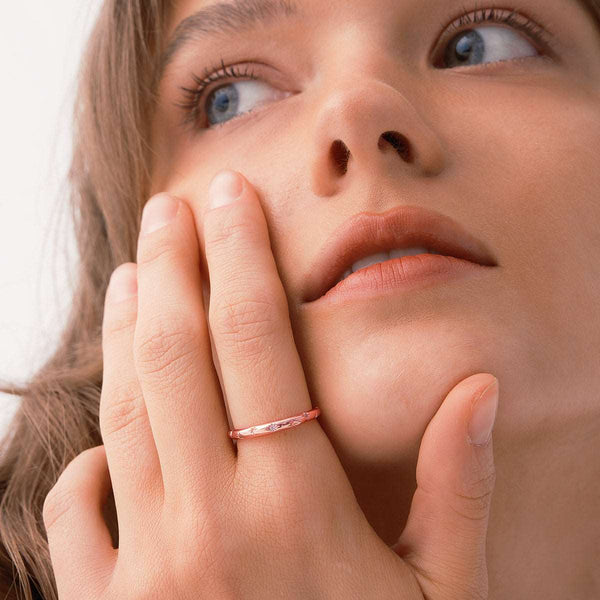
<box><xmin>107</xmin><ymin>264</ymin><xmax>138</xmax><ymax>304</ymax></box>
<box><xmin>140</xmin><ymin>194</ymin><xmax>180</xmax><ymax>236</ymax></box>
<box><xmin>208</xmin><ymin>170</ymin><xmax>243</xmax><ymax>210</ymax></box>
<box><xmin>468</xmin><ymin>378</ymin><xmax>499</xmax><ymax>446</ymax></box>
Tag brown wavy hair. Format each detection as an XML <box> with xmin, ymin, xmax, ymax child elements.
<box><xmin>1</xmin><ymin>1</ymin><xmax>599</xmax><ymax>598</ymax></box>
<box><xmin>0</xmin><ymin>2</ymin><xmax>168</xmax><ymax>598</ymax></box>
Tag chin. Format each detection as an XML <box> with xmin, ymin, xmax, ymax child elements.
<box><xmin>299</xmin><ymin>315</ymin><xmax>510</xmax><ymax>465</ymax></box>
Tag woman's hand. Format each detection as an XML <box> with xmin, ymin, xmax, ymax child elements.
<box><xmin>42</xmin><ymin>170</ymin><xmax>500</xmax><ymax>600</ymax></box>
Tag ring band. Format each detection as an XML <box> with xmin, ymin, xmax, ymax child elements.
<box><xmin>228</xmin><ymin>407</ymin><xmax>321</xmax><ymax>440</ymax></box>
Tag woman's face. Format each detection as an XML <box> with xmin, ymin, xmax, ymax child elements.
<box><xmin>150</xmin><ymin>0</ymin><xmax>600</xmax><ymax>472</ymax></box>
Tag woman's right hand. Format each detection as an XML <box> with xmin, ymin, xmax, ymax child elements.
<box><xmin>42</xmin><ymin>175</ymin><xmax>500</xmax><ymax>600</ymax></box>
<box><xmin>40</xmin><ymin>183</ymin><xmax>409</xmax><ymax>600</ymax></box>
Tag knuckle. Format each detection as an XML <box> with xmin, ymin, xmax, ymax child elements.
<box><xmin>137</xmin><ymin>233</ymin><xmax>180</xmax><ymax>267</ymax></box>
<box><xmin>100</xmin><ymin>383</ymin><xmax>147</xmax><ymax>442</ymax></box>
<box><xmin>103</xmin><ymin>305</ymin><xmax>135</xmax><ymax>338</ymax></box>
<box><xmin>43</xmin><ymin>453</ymin><xmax>90</xmax><ymax>530</ymax></box>
<box><xmin>466</xmin><ymin>587</ymin><xmax>489</xmax><ymax>600</ymax></box>
<box><xmin>205</xmin><ymin>209</ymin><xmax>257</xmax><ymax>250</ymax></box>
<box><xmin>112</xmin><ymin>572</ymin><xmax>168</xmax><ymax>600</ymax></box>
<box><xmin>234</xmin><ymin>464</ymin><xmax>307</xmax><ymax>534</ymax></box>
<box><xmin>43</xmin><ymin>488</ymin><xmax>72</xmax><ymax>531</ymax></box>
<box><xmin>260</xmin><ymin>486</ymin><xmax>305</xmax><ymax>531</ymax></box>
<box><xmin>134</xmin><ymin>314</ymin><xmax>201</xmax><ymax>380</ymax></box>
<box><xmin>210</xmin><ymin>296</ymin><xmax>281</xmax><ymax>358</ymax></box>
<box><xmin>449</xmin><ymin>467</ymin><xmax>497</xmax><ymax>522</ymax></box>
<box><xmin>173</xmin><ymin>512</ymin><xmax>226</xmax><ymax>580</ymax></box>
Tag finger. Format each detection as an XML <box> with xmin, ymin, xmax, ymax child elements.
<box><xmin>43</xmin><ymin>445</ymin><xmax>116</xmax><ymax>600</ymax></box>
<box><xmin>390</xmin><ymin>373</ymin><xmax>499</xmax><ymax>600</ymax></box>
<box><xmin>100</xmin><ymin>262</ymin><xmax>164</xmax><ymax>546</ymax></box>
<box><xmin>202</xmin><ymin>170</ymin><xmax>318</xmax><ymax>464</ymax></box>
<box><xmin>134</xmin><ymin>193</ymin><xmax>235</xmax><ymax>502</ymax></box>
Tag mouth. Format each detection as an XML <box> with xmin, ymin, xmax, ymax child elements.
<box><xmin>302</xmin><ymin>205</ymin><xmax>498</xmax><ymax>304</ymax></box>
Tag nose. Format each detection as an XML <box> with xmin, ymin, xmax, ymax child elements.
<box><xmin>309</xmin><ymin>78</ymin><xmax>446</xmax><ymax>195</ymax></box>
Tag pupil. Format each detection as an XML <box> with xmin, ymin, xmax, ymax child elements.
<box><xmin>214</xmin><ymin>90</ymin><xmax>231</xmax><ymax>113</ymax></box>
<box><xmin>442</xmin><ymin>29</ymin><xmax>484</xmax><ymax>68</ymax></box>
<box><xmin>455</xmin><ymin>35</ymin><xmax>473</xmax><ymax>62</ymax></box>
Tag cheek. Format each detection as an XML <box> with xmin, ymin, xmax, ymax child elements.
<box><xmin>490</xmin><ymin>85</ymin><xmax>600</xmax><ymax>296</ymax></box>
<box><xmin>452</xmin><ymin>80</ymin><xmax>600</xmax><ymax>262</ymax></box>
<box><xmin>447</xmin><ymin>81</ymin><xmax>600</xmax><ymax>377</ymax></box>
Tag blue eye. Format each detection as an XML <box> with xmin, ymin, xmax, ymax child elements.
<box><xmin>204</xmin><ymin>79</ymin><xmax>276</xmax><ymax>128</ymax></box>
<box><xmin>441</xmin><ymin>25</ymin><xmax>538</xmax><ymax>68</ymax></box>
<box><xmin>435</xmin><ymin>7</ymin><xmax>551</xmax><ymax>69</ymax></box>
<box><xmin>176</xmin><ymin>60</ymin><xmax>290</xmax><ymax>130</ymax></box>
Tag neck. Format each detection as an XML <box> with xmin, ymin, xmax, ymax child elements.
<box><xmin>345</xmin><ymin>415</ymin><xmax>600</xmax><ymax>599</ymax></box>
<box><xmin>486</xmin><ymin>421</ymin><xmax>600</xmax><ymax>599</ymax></box>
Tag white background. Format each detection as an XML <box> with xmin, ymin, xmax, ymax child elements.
<box><xmin>0</xmin><ymin>3</ymin><xmax>102</xmax><ymax>440</ymax></box>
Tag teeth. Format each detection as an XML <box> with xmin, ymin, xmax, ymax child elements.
<box><xmin>351</xmin><ymin>251</ymin><xmax>390</xmax><ymax>274</ymax></box>
<box><xmin>388</xmin><ymin>247</ymin><xmax>431</xmax><ymax>260</ymax></box>
<box><xmin>337</xmin><ymin>247</ymin><xmax>440</xmax><ymax>284</ymax></box>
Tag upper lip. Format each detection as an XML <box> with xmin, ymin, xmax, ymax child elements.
<box><xmin>302</xmin><ymin>205</ymin><xmax>498</xmax><ymax>303</ymax></box>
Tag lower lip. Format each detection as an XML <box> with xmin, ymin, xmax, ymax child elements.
<box><xmin>306</xmin><ymin>254</ymin><xmax>493</xmax><ymax>307</ymax></box>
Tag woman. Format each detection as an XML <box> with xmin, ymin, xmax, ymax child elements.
<box><xmin>1</xmin><ymin>0</ymin><xmax>599</xmax><ymax>598</ymax></box>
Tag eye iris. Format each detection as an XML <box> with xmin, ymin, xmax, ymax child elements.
<box><xmin>447</xmin><ymin>30</ymin><xmax>484</xmax><ymax>66</ymax></box>
<box><xmin>207</xmin><ymin>85</ymin><xmax>239</xmax><ymax>123</ymax></box>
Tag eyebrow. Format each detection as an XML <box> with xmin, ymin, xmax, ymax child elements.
<box><xmin>158</xmin><ymin>0</ymin><xmax>300</xmax><ymax>84</ymax></box>
<box><xmin>577</xmin><ymin>0</ymin><xmax>600</xmax><ymax>30</ymax></box>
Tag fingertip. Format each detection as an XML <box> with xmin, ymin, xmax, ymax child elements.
<box><xmin>142</xmin><ymin>193</ymin><xmax>181</xmax><ymax>237</ymax></box>
<box><xmin>467</xmin><ymin>376</ymin><xmax>499</xmax><ymax>447</ymax></box>
<box><xmin>106</xmin><ymin>263</ymin><xmax>138</xmax><ymax>305</ymax></box>
<box><xmin>207</xmin><ymin>170</ymin><xmax>245</xmax><ymax>212</ymax></box>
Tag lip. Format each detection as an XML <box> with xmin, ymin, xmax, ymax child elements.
<box><xmin>302</xmin><ymin>205</ymin><xmax>498</xmax><ymax>304</ymax></box>
<box><xmin>313</xmin><ymin>253</ymin><xmax>492</xmax><ymax>307</ymax></box>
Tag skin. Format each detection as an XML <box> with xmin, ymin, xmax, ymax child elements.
<box><xmin>44</xmin><ymin>0</ymin><xmax>600</xmax><ymax>598</ymax></box>
<box><xmin>152</xmin><ymin>0</ymin><xmax>600</xmax><ymax>596</ymax></box>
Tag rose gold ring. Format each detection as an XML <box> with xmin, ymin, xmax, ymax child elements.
<box><xmin>228</xmin><ymin>407</ymin><xmax>321</xmax><ymax>440</ymax></box>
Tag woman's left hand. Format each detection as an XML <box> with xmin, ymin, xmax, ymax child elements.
<box><xmin>45</xmin><ymin>169</ymin><xmax>500</xmax><ymax>600</ymax></box>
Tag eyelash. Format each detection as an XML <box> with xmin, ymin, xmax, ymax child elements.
<box><xmin>442</xmin><ymin>5</ymin><xmax>552</xmax><ymax>50</ymax></box>
<box><xmin>176</xmin><ymin>60</ymin><xmax>260</xmax><ymax>130</ymax></box>
<box><xmin>176</xmin><ymin>6</ymin><xmax>554</xmax><ymax>131</ymax></box>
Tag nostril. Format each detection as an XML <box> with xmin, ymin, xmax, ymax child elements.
<box><xmin>379</xmin><ymin>131</ymin><xmax>413</xmax><ymax>163</ymax></box>
<box><xmin>330</xmin><ymin>139</ymin><xmax>350</xmax><ymax>175</ymax></box>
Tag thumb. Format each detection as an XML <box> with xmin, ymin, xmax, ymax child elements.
<box><xmin>391</xmin><ymin>373</ymin><xmax>500</xmax><ymax>600</ymax></box>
